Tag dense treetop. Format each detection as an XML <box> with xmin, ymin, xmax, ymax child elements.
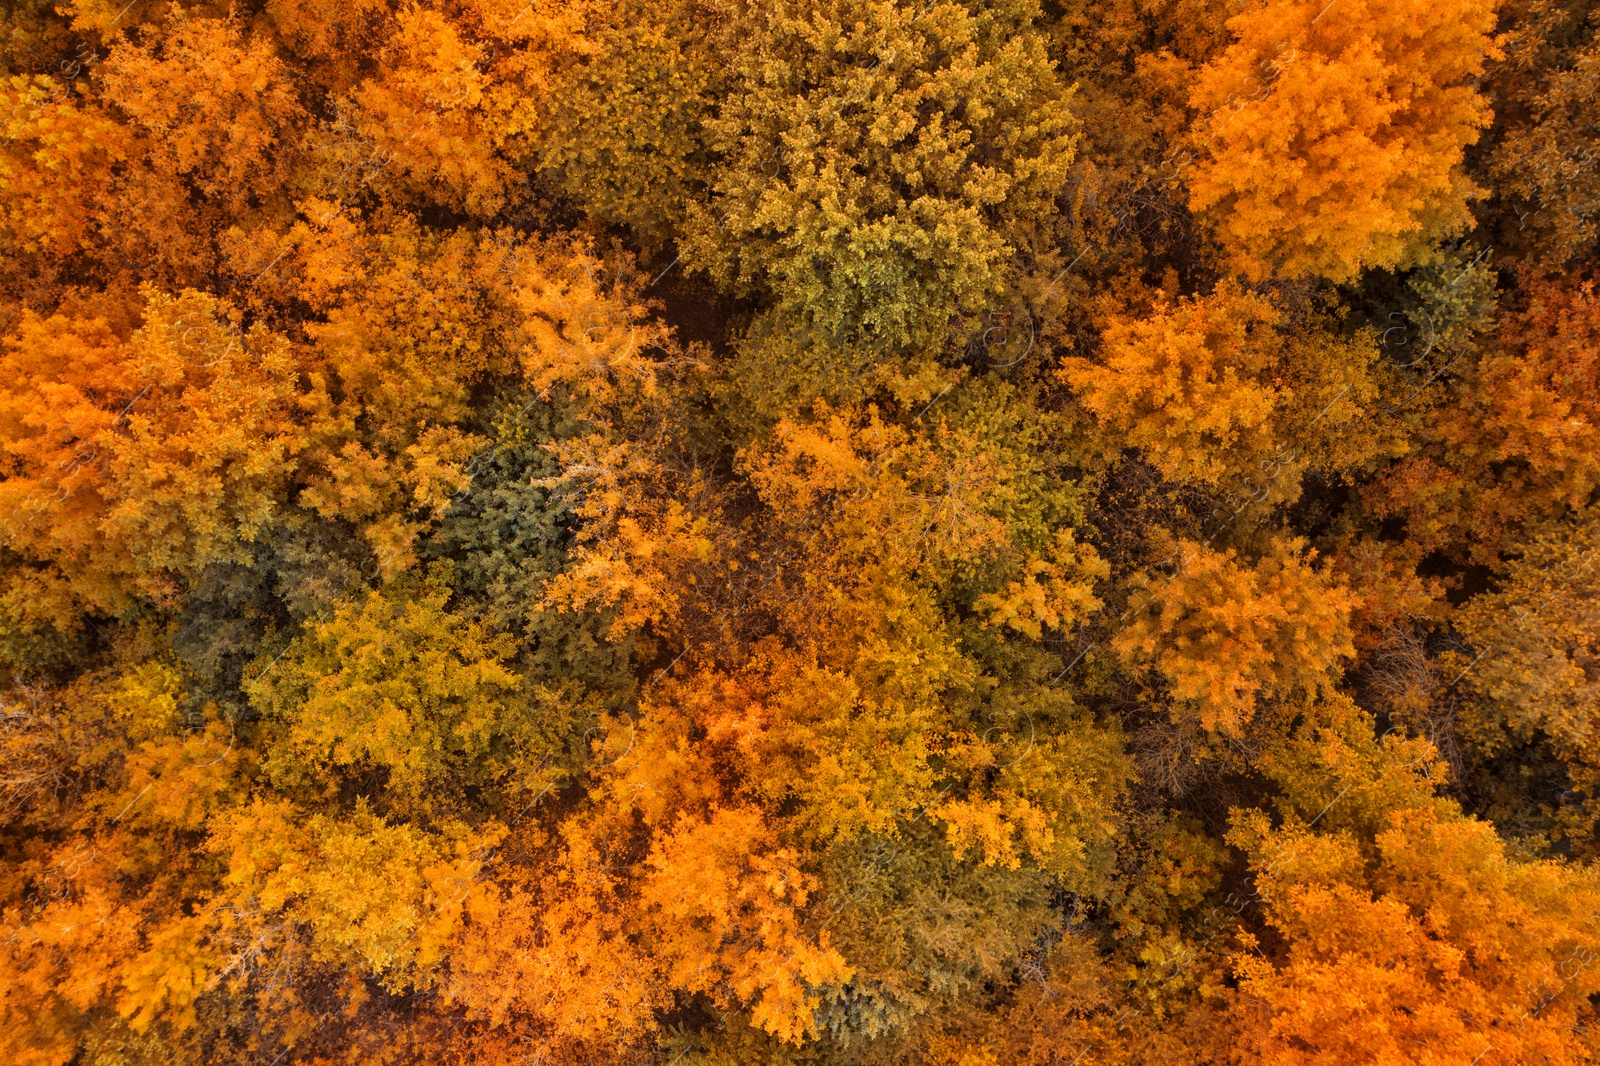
<box><xmin>3</xmin><ymin>0</ymin><xmax>1600</xmax><ymax>1063</ymax></box>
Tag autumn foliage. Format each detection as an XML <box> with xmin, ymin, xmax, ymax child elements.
<box><xmin>3</xmin><ymin>0</ymin><xmax>1599</xmax><ymax>1064</ymax></box>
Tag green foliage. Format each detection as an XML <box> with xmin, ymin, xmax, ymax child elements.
<box><xmin>7</xmin><ymin>0</ymin><xmax>1600</xmax><ymax>1064</ymax></box>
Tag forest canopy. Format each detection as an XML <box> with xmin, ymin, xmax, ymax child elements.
<box><xmin>3</xmin><ymin>0</ymin><xmax>1600</xmax><ymax>1064</ymax></box>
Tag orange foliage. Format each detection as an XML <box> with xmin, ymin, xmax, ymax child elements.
<box><xmin>1</xmin><ymin>2</ymin><xmax>1597</xmax><ymax>1064</ymax></box>
<box><xmin>1115</xmin><ymin>538</ymin><xmax>1357</xmax><ymax>734</ymax></box>
<box><xmin>0</xmin><ymin>289</ymin><xmax>305</xmax><ymax>615</ymax></box>
<box><xmin>1188</xmin><ymin>0</ymin><xmax>1501</xmax><ymax>281</ymax></box>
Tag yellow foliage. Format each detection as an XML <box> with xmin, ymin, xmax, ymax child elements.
<box><xmin>975</xmin><ymin>528</ymin><xmax>1108</xmax><ymax>640</ymax></box>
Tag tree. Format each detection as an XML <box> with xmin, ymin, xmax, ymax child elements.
<box><xmin>1364</xmin><ymin>279</ymin><xmax>1600</xmax><ymax>567</ymax></box>
<box><xmin>98</xmin><ymin>18</ymin><xmax>306</xmax><ymax>220</ymax></box>
<box><xmin>1061</xmin><ymin>282</ymin><xmax>1383</xmax><ymax>499</ymax></box>
<box><xmin>1228</xmin><ymin>700</ymin><xmax>1600</xmax><ymax>1065</ymax></box>
<box><xmin>538</xmin><ymin>6</ymin><xmax>713</xmax><ymax>243</ymax></box>
<box><xmin>2</xmin><ymin>0</ymin><xmax>1598</xmax><ymax>1062</ymax></box>
<box><xmin>0</xmin><ymin>650</ymin><xmax>244</xmax><ymax>1065</ymax></box>
<box><xmin>679</xmin><ymin>0</ymin><xmax>1079</xmax><ymax>352</ymax></box>
<box><xmin>246</xmin><ymin>565</ymin><xmax>581</xmax><ymax>822</ymax></box>
<box><xmin>1454</xmin><ymin>509</ymin><xmax>1600</xmax><ymax>854</ymax></box>
<box><xmin>1486</xmin><ymin>2</ymin><xmax>1600</xmax><ymax>266</ymax></box>
<box><xmin>1187</xmin><ymin>0</ymin><xmax>1501</xmax><ymax>282</ymax></box>
<box><xmin>1114</xmin><ymin>537</ymin><xmax>1357</xmax><ymax>735</ymax></box>
<box><xmin>0</xmin><ymin>288</ymin><xmax>305</xmax><ymax>621</ymax></box>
